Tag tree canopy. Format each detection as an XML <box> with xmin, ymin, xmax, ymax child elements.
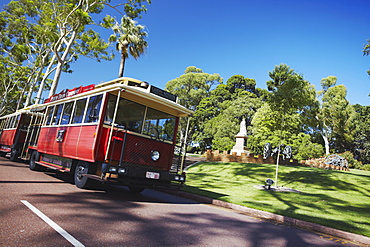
<box><xmin>0</xmin><ymin>0</ymin><xmax>151</xmax><ymax>112</ymax></box>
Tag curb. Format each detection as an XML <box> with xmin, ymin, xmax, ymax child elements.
<box><xmin>160</xmin><ymin>189</ymin><xmax>370</xmax><ymax>246</ymax></box>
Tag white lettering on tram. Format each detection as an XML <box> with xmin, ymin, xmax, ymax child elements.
<box><xmin>21</xmin><ymin>200</ymin><xmax>85</xmax><ymax>247</ymax></box>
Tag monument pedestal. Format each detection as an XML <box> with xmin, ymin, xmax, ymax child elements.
<box><xmin>230</xmin><ymin>135</ymin><xmax>249</xmax><ymax>155</ymax></box>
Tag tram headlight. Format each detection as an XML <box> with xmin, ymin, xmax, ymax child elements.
<box><xmin>109</xmin><ymin>166</ymin><xmax>117</xmax><ymax>173</ymax></box>
<box><xmin>150</xmin><ymin>150</ymin><xmax>160</xmax><ymax>161</ymax></box>
<box><xmin>173</xmin><ymin>174</ymin><xmax>186</xmax><ymax>182</ymax></box>
<box><xmin>118</xmin><ymin>168</ymin><xmax>126</xmax><ymax>174</ymax></box>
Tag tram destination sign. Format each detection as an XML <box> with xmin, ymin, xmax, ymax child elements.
<box><xmin>150</xmin><ymin>86</ymin><xmax>177</xmax><ymax>102</ymax></box>
<box><xmin>44</xmin><ymin>84</ymin><xmax>95</xmax><ymax>103</ymax></box>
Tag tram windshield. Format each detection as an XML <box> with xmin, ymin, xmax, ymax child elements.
<box><xmin>105</xmin><ymin>94</ymin><xmax>176</xmax><ymax>141</ymax></box>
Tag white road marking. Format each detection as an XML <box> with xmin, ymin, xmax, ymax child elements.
<box><xmin>21</xmin><ymin>200</ymin><xmax>84</xmax><ymax>247</ymax></box>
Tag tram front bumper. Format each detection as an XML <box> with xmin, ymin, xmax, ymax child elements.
<box><xmin>101</xmin><ymin>163</ymin><xmax>186</xmax><ymax>185</ymax></box>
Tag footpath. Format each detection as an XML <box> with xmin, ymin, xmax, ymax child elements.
<box><xmin>166</xmin><ymin>156</ymin><xmax>370</xmax><ymax>246</ymax></box>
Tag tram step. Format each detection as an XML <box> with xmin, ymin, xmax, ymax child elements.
<box><xmin>35</xmin><ymin>161</ymin><xmax>70</xmax><ymax>172</ymax></box>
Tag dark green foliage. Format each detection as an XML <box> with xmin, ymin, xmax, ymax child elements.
<box><xmin>352</xmin><ymin>104</ymin><xmax>370</xmax><ymax>164</ymax></box>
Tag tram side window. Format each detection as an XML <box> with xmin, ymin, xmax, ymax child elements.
<box><xmin>143</xmin><ymin>108</ymin><xmax>176</xmax><ymax>141</ymax></box>
<box><xmin>45</xmin><ymin>106</ymin><xmax>55</xmax><ymax>125</ymax></box>
<box><xmin>71</xmin><ymin>98</ymin><xmax>87</xmax><ymax>124</ymax></box>
<box><xmin>3</xmin><ymin>117</ymin><xmax>9</xmax><ymax>129</ymax></box>
<box><xmin>60</xmin><ymin>101</ymin><xmax>74</xmax><ymax>125</ymax></box>
<box><xmin>7</xmin><ymin>116</ymin><xmax>13</xmax><ymax>129</ymax></box>
<box><xmin>52</xmin><ymin>104</ymin><xmax>64</xmax><ymax>125</ymax></box>
<box><xmin>84</xmin><ymin>94</ymin><xmax>103</xmax><ymax>123</ymax></box>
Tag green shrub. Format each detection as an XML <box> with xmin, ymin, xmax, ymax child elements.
<box><xmin>363</xmin><ymin>164</ymin><xmax>370</xmax><ymax>171</ymax></box>
<box><xmin>339</xmin><ymin>151</ymin><xmax>363</xmax><ymax>169</ymax></box>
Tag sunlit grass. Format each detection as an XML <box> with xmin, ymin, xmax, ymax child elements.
<box><xmin>184</xmin><ymin>162</ymin><xmax>370</xmax><ymax>237</ymax></box>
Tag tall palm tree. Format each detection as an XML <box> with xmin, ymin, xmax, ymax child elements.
<box><xmin>110</xmin><ymin>16</ymin><xmax>148</xmax><ymax>77</ymax></box>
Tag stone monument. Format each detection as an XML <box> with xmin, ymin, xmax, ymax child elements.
<box><xmin>230</xmin><ymin>118</ymin><xmax>249</xmax><ymax>155</ymax></box>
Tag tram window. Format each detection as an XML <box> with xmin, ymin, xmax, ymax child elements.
<box><xmin>104</xmin><ymin>94</ymin><xmax>145</xmax><ymax>132</ymax></box>
<box><xmin>14</xmin><ymin>115</ymin><xmax>21</xmax><ymax>128</ymax></box>
<box><xmin>60</xmin><ymin>101</ymin><xmax>74</xmax><ymax>125</ymax></box>
<box><xmin>143</xmin><ymin>108</ymin><xmax>176</xmax><ymax>141</ymax></box>
<box><xmin>52</xmin><ymin>104</ymin><xmax>63</xmax><ymax>125</ymax></box>
<box><xmin>118</xmin><ymin>98</ymin><xmax>145</xmax><ymax>132</ymax></box>
<box><xmin>45</xmin><ymin>106</ymin><xmax>55</xmax><ymax>125</ymax></box>
<box><xmin>84</xmin><ymin>94</ymin><xmax>103</xmax><ymax>123</ymax></box>
<box><xmin>71</xmin><ymin>98</ymin><xmax>87</xmax><ymax>124</ymax></box>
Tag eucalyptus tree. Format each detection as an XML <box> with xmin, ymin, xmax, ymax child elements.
<box><xmin>317</xmin><ymin>76</ymin><xmax>355</xmax><ymax>154</ymax></box>
<box><xmin>165</xmin><ymin>66</ymin><xmax>223</xmax><ymax>146</ymax></box>
<box><xmin>165</xmin><ymin>66</ymin><xmax>222</xmax><ymax>111</ymax></box>
<box><xmin>0</xmin><ymin>2</ymin><xmax>50</xmax><ymax>111</ymax></box>
<box><xmin>1</xmin><ymin>0</ymin><xmax>151</xmax><ymax>109</ymax></box>
<box><xmin>46</xmin><ymin>0</ymin><xmax>150</xmax><ymax>97</ymax></box>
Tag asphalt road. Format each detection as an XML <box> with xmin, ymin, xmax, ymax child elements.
<box><xmin>0</xmin><ymin>157</ymin><xmax>364</xmax><ymax>247</ymax></box>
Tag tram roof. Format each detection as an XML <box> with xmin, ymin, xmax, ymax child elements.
<box><xmin>0</xmin><ymin>107</ymin><xmax>44</xmax><ymax>119</ymax></box>
<box><xmin>42</xmin><ymin>77</ymin><xmax>193</xmax><ymax>117</ymax></box>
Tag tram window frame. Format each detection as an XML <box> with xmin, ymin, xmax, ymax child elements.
<box><xmin>60</xmin><ymin>101</ymin><xmax>74</xmax><ymax>125</ymax></box>
<box><xmin>51</xmin><ymin>104</ymin><xmax>64</xmax><ymax>125</ymax></box>
<box><xmin>71</xmin><ymin>98</ymin><xmax>88</xmax><ymax>124</ymax></box>
<box><xmin>45</xmin><ymin>106</ymin><xmax>55</xmax><ymax>126</ymax></box>
<box><xmin>84</xmin><ymin>94</ymin><xmax>103</xmax><ymax>123</ymax></box>
<box><xmin>8</xmin><ymin>115</ymin><xmax>18</xmax><ymax>129</ymax></box>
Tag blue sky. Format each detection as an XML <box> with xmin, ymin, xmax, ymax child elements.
<box><xmin>5</xmin><ymin>0</ymin><xmax>370</xmax><ymax>105</ymax></box>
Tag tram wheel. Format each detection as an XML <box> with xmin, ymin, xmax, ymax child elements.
<box><xmin>0</xmin><ymin>151</ymin><xmax>7</xmax><ymax>157</ymax></box>
<box><xmin>74</xmin><ymin>161</ymin><xmax>93</xmax><ymax>189</ymax></box>
<box><xmin>29</xmin><ymin>151</ymin><xmax>43</xmax><ymax>171</ymax></box>
<box><xmin>9</xmin><ymin>149</ymin><xmax>19</xmax><ymax>162</ymax></box>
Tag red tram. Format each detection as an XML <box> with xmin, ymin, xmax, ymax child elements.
<box><xmin>0</xmin><ymin>78</ymin><xmax>192</xmax><ymax>192</ymax></box>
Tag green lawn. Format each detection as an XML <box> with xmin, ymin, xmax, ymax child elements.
<box><xmin>184</xmin><ymin>162</ymin><xmax>370</xmax><ymax>237</ymax></box>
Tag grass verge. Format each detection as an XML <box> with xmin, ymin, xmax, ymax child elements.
<box><xmin>184</xmin><ymin>162</ymin><xmax>370</xmax><ymax>237</ymax></box>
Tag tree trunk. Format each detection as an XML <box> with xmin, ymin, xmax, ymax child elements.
<box><xmin>35</xmin><ymin>54</ymin><xmax>56</xmax><ymax>104</ymax></box>
<box><xmin>321</xmin><ymin>133</ymin><xmax>330</xmax><ymax>155</ymax></box>
<box><xmin>49</xmin><ymin>31</ymin><xmax>77</xmax><ymax>97</ymax></box>
<box><xmin>118</xmin><ymin>50</ymin><xmax>126</xmax><ymax>78</ymax></box>
<box><xmin>25</xmin><ymin>68</ymin><xmax>43</xmax><ymax>107</ymax></box>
